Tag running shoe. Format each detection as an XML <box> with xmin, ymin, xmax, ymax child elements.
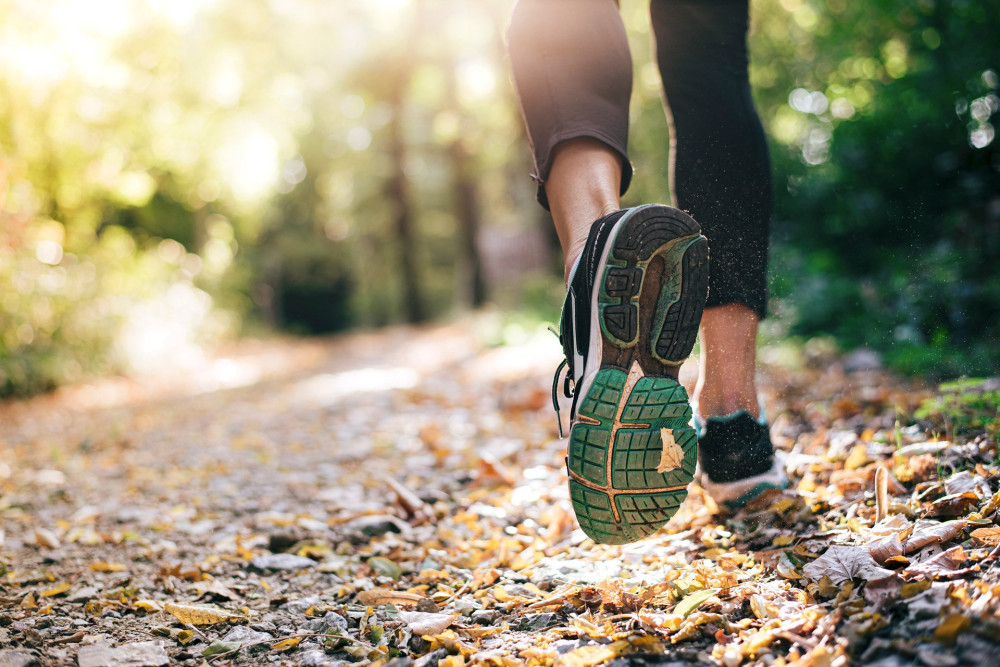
<box><xmin>694</xmin><ymin>410</ymin><xmax>788</xmax><ymax>510</ymax></box>
<box><xmin>551</xmin><ymin>204</ymin><xmax>709</xmax><ymax>544</ymax></box>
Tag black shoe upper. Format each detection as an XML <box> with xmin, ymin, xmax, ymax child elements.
<box><xmin>552</xmin><ymin>210</ymin><xmax>628</xmax><ymax>425</ymax></box>
<box><xmin>698</xmin><ymin>411</ymin><xmax>775</xmax><ymax>483</ymax></box>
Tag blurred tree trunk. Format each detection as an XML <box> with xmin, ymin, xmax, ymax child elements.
<box><xmin>443</xmin><ymin>65</ymin><xmax>487</xmax><ymax>308</ymax></box>
<box><xmin>386</xmin><ymin>41</ymin><xmax>424</xmax><ymax>323</ymax></box>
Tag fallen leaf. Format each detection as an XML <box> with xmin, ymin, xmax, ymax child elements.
<box><xmin>356</xmin><ymin>588</ymin><xmax>424</xmax><ymax>607</ymax></box>
<box><xmin>863</xmin><ymin>575</ymin><xmax>903</xmax><ymax>611</ymax></box>
<box><xmin>367</xmin><ymin>556</ymin><xmax>403</xmax><ymax>580</ymax></box>
<box><xmin>874</xmin><ymin>466</ymin><xmax>888</xmax><ymax>523</ymax></box>
<box><xmin>897</xmin><ymin>441</ymin><xmax>949</xmax><ymax>457</ymax></box>
<box><xmin>399</xmin><ymin>611</ymin><xmax>458</xmax><ymax>635</ymax></box>
<box><xmin>970</xmin><ymin>527</ymin><xmax>1000</xmax><ymax>546</ymax></box>
<box><xmin>89</xmin><ymin>561</ymin><xmax>126</xmax><ymax>572</ymax></box>
<box><xmin>926</xmin><ymin>492</ymin><xmax>980</xmax><ymax>518</ymax></box>
<box><xmin>270</xmin><ymin>636</ymin><xmax>302</xmax><ymax>651</ymax></box>
<box><xmin>905</xmin><ymin>546</ymin><xmax>967</xmax><ymax>577</ymax></box>
<box><xmin>202</xmin><ymin>640</ymin><xmax>241</xmax><ymax>657</ymax></box>
<box><xmin>383</xmin><ymin>475</ymin><xmax>430</xmax><ymax>522</ymax></box>
<box><xmin>20</xmin><ymin>592</ymin><xmax>36</xmax><ymax>609</ymax></box>
<box><xmin>39</xmin><ymin>582</ymin><xmax>71</xmax><ymax>597</ymax></box>
<box><xmin>656</xmin><ymin>429</ymin><xmax>684</xmax><ymax>473</ymax></box>
<box><xmin>866</xmin><ymin>533</ymin><xmax>903</xmax><ymax>565</ymax></box>
<box><xmin>802</xmin><ymin>546</ymin><xmax>893</xmax><ymax>584</ymax></box>
<box><xmin>164</xmin><ymin>601</ymin><xmax>245</xmax><ymax>626</ymax></box>
<box><xmin>944</xmin><ymin>470</ymin><xmax>991</xmax><ymax>498</ymax></box>
<box><xmin>673</xmin><ymin>588</ymin><xmax>718</xmax><ymax>618</ymax></box>
<box><xmin>903</xmin><ymin>520</ymin><xmax>967</xmax><ymax>554</ymax></box>
<box><xmin>555</xmin><ymin>640</ymin><xmax>630</xmax><ymax>667</ymax></box>
<box><xmin>933</xmin><ymin>614</ymin><xmax>971</xmax><ymax>644</ymax></box>
<box><xmin>33</xmin><ymin>528</ymin><xmax>61</xmax><ymax>549</ymax></box>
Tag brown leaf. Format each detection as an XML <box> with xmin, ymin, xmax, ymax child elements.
<box><xmin>904</xmin><ymin>545</ymin><xmax>967</xmax><ymax>577</ymax></box>
<box><xmin>866</xmin><ymin>533</ymin><xmax>903</xmax><ymax>565</ymax></box>
<box><xmin>970</xmin><ymin>527</ymin><xmax>1000</xmax><ymax>546</ymax></box>
<box><xmin>874</xmin><ymin>467</ymin><xmax>888</xmax><ymax>523</ymax></box>
<box><xmin>903</xmin><ymin>520</ymin><xmax>967</xmax><ymax>554</ymax></box>
<box><xmin>655</xmin><ymin>429</ymin><xmax>684</xmax><ymax>473</ymax></box>
<box><xmin>383</xmin><ymin>475</ymin><xmax>430</xmax><ymax>522</ymax></box>
<box><xmin>356</xmin><ymin>588</ymin><xmax>424</xmax><ymax>608</ymax></box>
<box><xmin>163</xmin><ymin>602</ymin><xmax>246</xmax><ymax>626</ymax></box>
<box><xmin>925</xmin><ymin>492</ymin><xmax>980</xmax><ymax>518</ymax></box>
<box><xmin>863</xmin><ymin>574</ymin><xmax>903</xmax><ymax>612</ymax></box>
<box><xmin>801</xmin><ymin>545</ymin><xmax>893</xmax><ymax>584</ymax></box>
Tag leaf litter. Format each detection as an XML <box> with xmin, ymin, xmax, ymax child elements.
<box><xmin>0</xmin><ymin>320</ymin><xmax>999</xmax><ymax>666</ymax></box>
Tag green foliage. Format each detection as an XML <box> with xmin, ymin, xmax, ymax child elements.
<box><xmin>915</xmin><ymin>378</ymin><xmax>1000</xmax><ymax>442</ymax></box>
<box><xmin>748</xmin><ymin>0</ymin><xmax>1000</xmax><ymax>377</ymax></box>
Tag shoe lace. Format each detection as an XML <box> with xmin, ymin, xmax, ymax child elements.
<box><xmin>549</xmin><ymin>326</ymin><xmax>575</xmax><ymax>438</ymax></box>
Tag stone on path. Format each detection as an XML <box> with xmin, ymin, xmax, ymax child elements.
<box><xmin>0</xmin><ymin>649</ymin><xmax>40</xmax><ymax>667</ymax></box>
<box><xmin>297</xmin><ymin>649</ymin><xmax>348</xmax><ymax>667</ymax></box>
<box><xmin>250</xmin><ymin>553</ymin><xmax>316</xmax><ymax>571</ymax></box>
<box><xmin>221</xmin><ymin>625</ymin><xmax>274</xmax><ymax>647</ymax></box>
<box><xmin>76</xmin><ymin>642</ymin><xmax>169</xmax><ymax>667</ymax></box>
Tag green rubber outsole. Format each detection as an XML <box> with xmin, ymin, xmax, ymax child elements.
<box><xmin>567</xmin><ymin>367</ymin><xmax>697</xmax><ymax>544</ymax></box>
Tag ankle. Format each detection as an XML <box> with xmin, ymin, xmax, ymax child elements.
<box><xmin>693</xmin><ymin>388</ymin><xmax>760</xmax><ymax>421</ymax></box>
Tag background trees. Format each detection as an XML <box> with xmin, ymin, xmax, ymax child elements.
<box><xmin>1</xmin><ymin>0</ymin><xmax>997</xmax><ymax>396</ymax></box>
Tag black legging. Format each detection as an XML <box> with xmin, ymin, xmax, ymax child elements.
<box><xmin>507</xmin><ymin>0</ymin><xmax>771</xmax><ymax>318</ymax></box>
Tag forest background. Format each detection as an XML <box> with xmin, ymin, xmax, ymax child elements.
<box><xmin>1</xmin><ymin>0</ymin><xmax>998</xmax><ymax>398</ymax></box>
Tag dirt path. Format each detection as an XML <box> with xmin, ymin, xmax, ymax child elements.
<box><xmin>1</xmin><ymin>319</ymin><xmax>998</xmax><ymax>666</ymax></box>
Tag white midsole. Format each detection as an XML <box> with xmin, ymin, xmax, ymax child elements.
<box><xmin>573</xmin><ymin>207</ymin><xmax>644</xmax><ymax>424</ymax></box>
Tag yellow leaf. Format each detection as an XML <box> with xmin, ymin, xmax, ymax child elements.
<box><xmin>40</xmin><ymin>582</ymin><xmax>71</xmax><ymax>597</ymax></box>
<box><xmin>21</xmin><ymin>592</ymin><xmax>36</xmax><ymax>608</ymax></box>
<box><xmin>440</xmin><ymin>656</ymin><xmax>465</xmax><ymax>667</ymax></box>
<box><xmin>134</xmin><ymin>599</ymin><xmax>164</xmax><ymax>613</ymax></box>
<box><xmin>971</xmin><ymin>527</ymin><xmax>1000</xmax><ymax>545</ymax></box>
<box><xmin>769</xmin><ymin>499</ymin><xmax>796</xmax><ymax>514</ymax></box>
<box><xmin>900</xmin><ymin>580</ymin><xmax>931</xmax><ymax>599</ymax></box>
<box><xmin>656</xmin><ymin>429</ymin><xmax>684</xmax><ymax>473</ymax></box>
<box><xmin>773</xmin><ymin>536</ymin><xmax>795</xmax><ymax>547</ymax></box>
<box><xmin>176</xmin><ymin>629</ymin><xmax>195</xmax><ymax>645</ymax></box>
<box><xmin>934</xmin><ymin>614</ymin><xmax>971</xmax><ymax>644</ymax></box>
<box><xmin>845</xmin><ymin>444</ymin><xmax>868</xmax><ymax>470</ymax></box>
<box><xmin>555</xmin><ymin>640</ymin><xmax>629</xmax><ymax>667</ymax></box>
<box><xmin>37</xmin><ymin>605</ymin><xmax>53</xmax><ymax>615</ymax></box>
<box><xmin>164</xmin><ymin>602</ymin><xmax>245</xmax><ymax>626</ymax></box>
<box><xmin>89</xmin><ymin>561</ymin><xmax>127</xmax><ymax>572</ymax></box>
<box><xmin>270</xmin><ymin>637</ymin><xmax>302</xmax><ymax>651</ymax></box>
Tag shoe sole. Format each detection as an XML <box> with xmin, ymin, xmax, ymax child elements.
<box><xmin>568</xmin><ymin>205</ymin><xmax>708</xmax><ymax>544</ymax></box>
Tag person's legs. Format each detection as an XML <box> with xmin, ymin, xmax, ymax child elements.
<box><xmin>649</xmin><ymin>0</ymin><xmax>771</xmax><ymax>420</ymax></box>
<box><xmin>546</xmin><ymin>138</ymin><xmax>623</xmax><ymax>283</ymax></box>
<box><xmin>695</xmin><ymin>304</ymin><xmax>760</xmax><ymax>419</ymax></box>
<box><xmin>508</xmin><ymin>0</ymin><xmax>710</xmax><ymax>543</ymax></box>
<box><xmin>507</xmin><ymin>0</ymin><xmax>633</xmax><ymax>281</ymax></box>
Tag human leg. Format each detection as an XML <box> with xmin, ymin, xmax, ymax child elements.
<box><xmin>695</xmin><ymin>304</ymin><xmax>760</xmax><ymax>420</ymax></box>
<box><xmin>508</xmin><ymin>0</ymin><xmax>710</xmax><ymax>542</ymax></box>
<box><xmin>650</xmin><ymin>0</ymin><xmax>785</xmax><ymax>506</ymax></box>
<box><xmin>507</xmin><ymin>0</ymin><xmax>632</xmax><ymax>282</ymax></box>
<box><xmin>546</xmin><ymin>138</ymin><xmax>623</xmax><ymax>283</ymax></box>
<box><xmin>649</xmin><ymin>0</ymin><xmax>771</xmax><ymax>418</ymax></box>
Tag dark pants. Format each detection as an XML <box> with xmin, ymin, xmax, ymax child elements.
<box><xmin>507</xmin><ymin>0</ymin><xmax>771</xmax><ymax>318</ymax></box>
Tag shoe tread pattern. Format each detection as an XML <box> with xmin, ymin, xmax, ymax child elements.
<box><xmin>597</xmin><ymin>205</ymin><xmax>707</xmax><ymax>365</ymax></box>
<box><xmin>568</xmin><ymin>367</ymin><xmax>697</xmax><ymax>544</ymax></box>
